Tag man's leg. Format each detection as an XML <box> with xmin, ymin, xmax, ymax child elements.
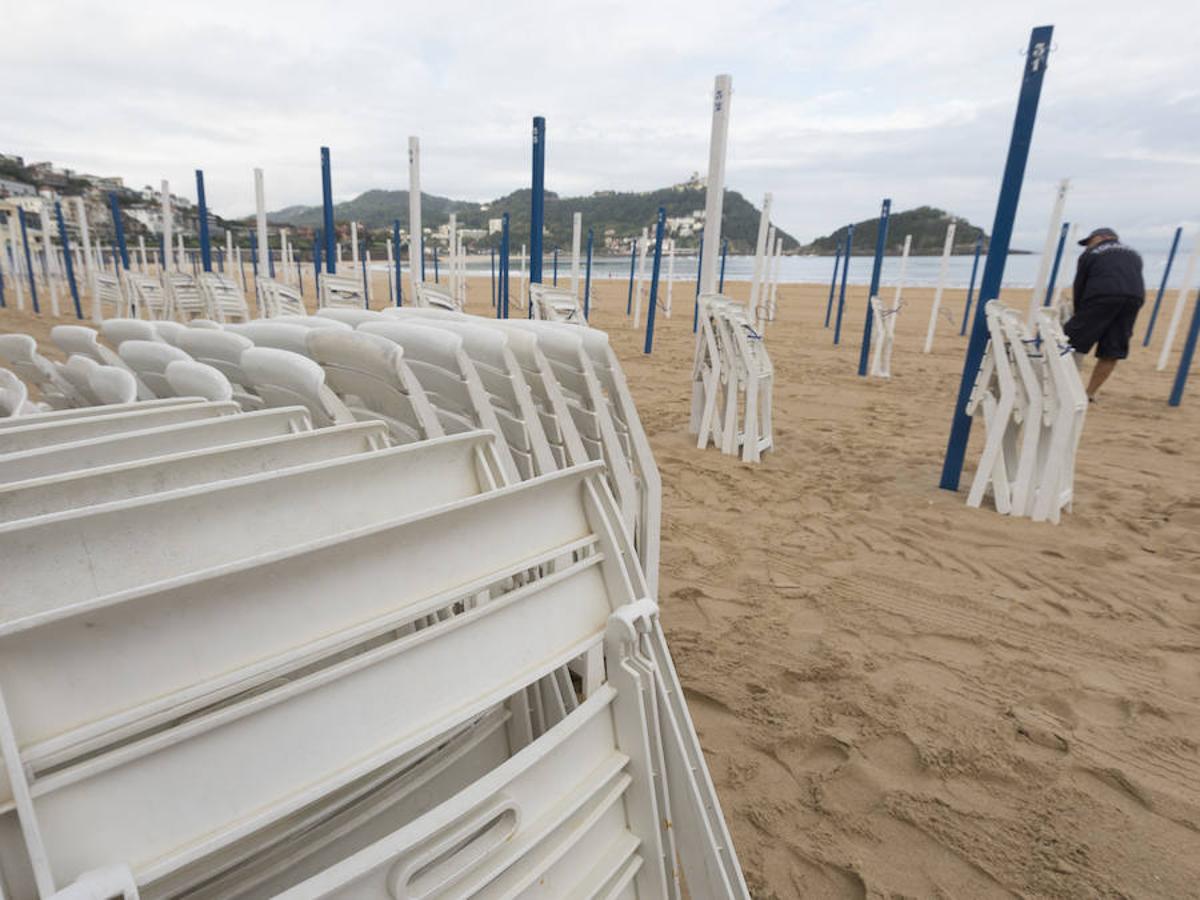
<box><xmin>1087</xmin><ymin>357</ymin><xmax>1118</xmax><ymax>399</ymax></box>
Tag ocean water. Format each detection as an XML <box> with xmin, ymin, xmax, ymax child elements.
<box><xmin>397</xmin><ymin>249</ymin><xmax>1185</xmax><ymax>292</ymax></box>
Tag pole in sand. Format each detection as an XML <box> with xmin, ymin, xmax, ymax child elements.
<box><xmin>18</xmin><ymin>209</ymin><xmax>38</xmax><ymax>313</ymax></box>
<box><xmin>530</xmin><ymin>116</ymin><xmax>545</xmax><ymax>287</ymax></box>
<box><xmin>719</xmin><ymin>238</ymin><xmax>728</xmax><ymax>292</ymax></box>
<box><xmin>923</xmin><ymin>222</ymin><xmax>956</xmax><ymax>353</ymax></box>
<box><xmin>1042</xmin><ymin>221</ymin><xmax>1069</xmax><ymax>306</ymax></box>
<box><xmin>321</xmin><ymin>147</ymin><xmax>336</xmax><ymax>274</ymax></box>
<box><xmin>1026</xmin><ymin>177</ymin><xmax>1069</xmax><ymax>324</ymax></box>
<box><xmin>692</xmin><ymin>235</ymin><xmax>703</xmax><ymax>333</ymax></box>
<box><xmin>824</xmin><ymin>241</ymin><xmax>843</xmax><ymax>327</ymax></box>
<box><xmin>108</xmin><ymin>192</ymin><xmax>130</xmax><ymax>271</ymax></box>
<box><xmin>857</xmin><ymin>198</ymin><xmax>891</xmax><ymax>376</ymax></box>
<box><xmin>500</xmin><ymin>213</ymin><xmax>511</xmax><ymax>318</ymax></box>
<box><xmin>645</xmin><ymin>207</ymin><xmax>666</xmax><ymax>354</ymax></box>
<box><xmin>942</xmin><ymin>25</ymin><xmax>1054</xmax><ymax>491</ymax></box>
<box><xmin>570</xmin><ymin>213</ymin><xmax>582</xmax><ymax>296</ymax></box>
<box><xmin>392</xmin><ymin>220</ymin><xmax>403</xmax><ymax>306</ymax></box>
<box><xmin>1168</xmin><ymin>280</ymin><xmax>1200</xmax><ymax>406</ymax></box>
<box><xmin>490</xmin><ymin>247</ymin><xmax>496</xmax><ymax>308</ymax></box>
<box><xmin>584</xmin><ymin>226</ymin><xmax>594</xmax><ymax>320</ymax></box>
<box><xmin>55</xmin><ymin>202</ymin><xmax>82</xmax><ymax>319</ymax></box>
<box><xmin>834</xmin><ymin>225</ymin><xmax>854</xmax><ymax>344</ymax></box>
<box><xmin>1144</xmin><ymin>226</ymin><xmax>1182</xmax><ymax>346</ymax></box>
<box><xmin>959</xmin><ymin>236</ymin><xmax>983</xmax><ymax>335</ymax></box>
<box><xmin>1156</xmin><ymin>232</ymin><xmax>1200</xmax><ymax>371</ymax></box>
<box><xmin>626</xmin><ymin>238</ymin><xmax>637</xmax><ymax>315</ymax></box>
<box><xmin>313</xmin><ymin>229</ymin><xmax>322</xmax><ymax>294</ymax></box>
<box><xmin>196</xmin><ymin>170</ymin><xmax>212</xmax><ymax>272</ymax></box>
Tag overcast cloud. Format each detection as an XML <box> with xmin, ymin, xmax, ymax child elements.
<box><xmin>5</xmin><ymin>0</ymin><xmax>1199</xmax><ymax>248</ymax></box>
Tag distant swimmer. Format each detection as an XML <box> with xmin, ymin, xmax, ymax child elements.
<box><xmin>1063</xmin><ymin>227</ymin><xmax>1145</xmax><ymax>401</ymax></box>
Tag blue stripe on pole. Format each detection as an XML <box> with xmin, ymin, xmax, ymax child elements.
<box><xmin>824</xmin><ymin>242</ymin><xmax>843</xmax><ymax>328</ymax></box>
<box><xmin>18</xmin><ymin>209</ymin><xmax>38</xmax><ymax>313</ymax></box>
<box><xmin>0</xmin><ymin>217</ymin><xmax>5</xmax><ymax>308</ymax></box>
<box><xmin>500</xmin><ymin>213</ymin><xmax>511</xmax><ymax>318</ymax></box>
<box><xmin>644</xmin><ymin>208</ymin><xmax>666</xmax><ymax>354</ymax></box>
<box><xmin>313</xmin><ymin>229</ymin><xmax>322</xmax><ymax>293</ymax></box>
<box><xmin>433</xmin><ymin>245</ymin><xmax>440</xmax><ymax>284</ymax></box>
<box><xmin>250</xmin><ymin>231</ymin><xmax>259</xmax><ymax>278</ymax></box>
<box><xmin>960</xmin><ymin>237</ymin><xmax>983</xmax><ymax>335</ymax></box>
<box><xmin>108</xmin><ymin>192</ymin><xmax>130</xmax><ymax>271</ymax></box>
<box><xmin>719</xmin><ymin>238</ymin><xmax>728</xmax><ymax>292</ymax></box>
<box><xmin>392</xmin><ymin>219</ymin><xmax>403</xmax><ymax>306</ymax></box>
<box><xmin>55</xmin><ymin>202</ymin><xmax>82</xmax><ymax>319</ymax></box>
<box><xmin>1144</xmin><ymin>225</ymin><xmax>1182</xmax><ymax>346</ymax></box>
<box><xmin>834</xmin><ymin>225</ymin><xmax>854</xmax><ymax>344</ymax></box>
<box><xmin>941</xmin><ymin>24</ymin><xmax>1054</xmax><ymax>492</ymax></box>
<box><xmin>530</xmin><ymin>116</ymin><xmax>545</xmax><ymax>285</ymax></box>
<box><xmin>195</xmin><ymin>170</ymin><xmax>212</xmax><ymax>272</ymax></box>
<box><xmin>627</xmin><ymin>239</ymin><xmax>637</xmax><ymax>315</ymax></box>
<box><xmin>584</xmin><ymin>227</ymin><xmax>593</xmax><ymax>320</ymax></box>
<box><xmin>320</xmin><ymin>147</ymin><xmax>336</xmax><ymax>274</ymax></box>
<box><xmin>1168</xmin><ymin>287</ymin><xmax>1200</xmax><ymax>406</ymax></box>
<box><xmin>692</xmin><ymin>236</ymin><xmax>704</xmax><ymax>333</ymax></box>
<box><xmin>858</xmin><ymin>198</ymin><xmax>892</xmax><ymax>376</ymax></box>
<box><xmin>490</xmin><ymin>247</ymin><xmax>496</xmax><ymax>308</ymax></box>
<box><xmin>552</xmin><ymin>246</ymin><xmax>558</xmax><ymax>286</ymax></box>
<box><xmin>1043</xmin><ymin>221</ymin><xmax>1069</xmax><ymax>306</ymax></box>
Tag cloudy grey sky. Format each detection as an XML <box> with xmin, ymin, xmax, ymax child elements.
<box><xmin>5</xmin><ymin>0</ymin><xmax>1199</xmax><ymax>248</ymax></box>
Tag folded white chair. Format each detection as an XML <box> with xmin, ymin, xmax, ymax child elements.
<box><xmin>0</xmin><ymin>421</ymin><xmax>388</xmax><ymax>524</ymax></box>
<box><xmin>116</xmin><ymin>340</ymin><xmax>194</xmax><ymax>398</ymax></box>
<box><xmin>305</xmin><ymin>329</ymin><xmax>442</xmax><ymax>444</ymax></box>
<box><xmin>966</xmin><ymin>302</ymin><xmax>1022</xmax><ymax>515</ymax></box>
<box><xmin>50</xmin><ymin>325</ymin><xmax>154</xmax><ymax>401</ymax></box>
<box><xmin>0</xmin><ymin>397</ymin><xmax>205</xmax><ymax>433</ymax></box>
<box><xmin>99</xmin><ymin>319</ymin><xmax>162</xmax><ymax>349</ymax></box>
<box><xmin>0</xmin><ymin>335</ymin><xmax>82</xmax><ymax>410</ymax></box>
<box><xmin>256</xmin><ymin>278</ymin><xmax>307</xmax><ymax>318</ymax></box>
<box><xmin>240</xmin><ymin>347</ymin><xmax>356</xmax><ymax>427</ymax></box>
<box><xmin>318</xmin><ymin>274</ymin><xmax>367</xmax><ymax>310</ymax></box>
<box><xmin>94</xmin><ymin>273</ymin><xmax>127</xmax><ymax>319</ymax></box>
<box><xmin>85</xmin><ymin>365</ymin><xmax>138</xmax><ymax>406</ymax></box>
<box><xmin>125</xmin><ymin>273</ymin><xmax>171</xmax><ymax>321</ymax></box>
<box><xmin>151</xmin><ymin>321</ymin><xmax>188</xmax><ymax>347</ymax></box>
<box><xmin>0</xmin><ymin>407</ymin><xmax>312</xmax><ymax>485</ymax></box>
<box><xmin>60</xmin><ymin>356</ymin><xmax>105</xmax><ymax>407</ymax></box>
<box><xmin>165</xmin><ymin>360</ymin><xmax>234</xmax><ymax>403</ymax></box>
<box><xmin>0</xmin><ymin>400</ymin><xmax>236</xmax><ymax>456</ymax></box>
<box><xmin>1032</xmin><ymin>310</ymin><xmax>1088</xmax><ymax>524</ymax></box>
<box><xmin>529</xmin><ymin>283</ymin><xmax>585</xmax><ymax>324</ymax></box>
<box><xmin>166</xmin><ymin>273</ymin><xmax>207</xmax><ymax>321</ymax></box>
<box><xmin>358</xmin><ymin>321</ymin><xmax>519</xmax><ymax>481</ymax></box>
<box><xmin>198</xmin><ymin>272</ymin><xmax>251</xmax><ymax>323</ymax></box>
<box><xmin>0</xmin><ymin>369</ymin><xmax>38</xmax><ymax>418</ymax></box>
<box><xmin>176</xmin><ymin>329</ymin><xmax>262</xmax><ymax>411</ymax></box>
<box><xmin>412</xmin><ymin>281</ymin><xmax>463</xmax><ymax>312</ymax></box>
<box><xmin>868</xmin><ymin>294</ymin><xmax>899</xmax><ymax>379</ymax></box>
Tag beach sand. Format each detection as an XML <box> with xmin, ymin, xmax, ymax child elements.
<box><xmin>2</xmin><ymin>273</ymin><xmax>1198</xmax><ymax>898</ymax></box>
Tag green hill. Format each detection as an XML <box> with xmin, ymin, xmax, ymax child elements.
<box><xmin>267</xmin><ymin>183</ymin><xmax>797</xmax><ymax>253</ymax></box>
<box><xmin>804</xmin><ymin>206</ymin><xmax>988</xmax><ymax>255</ymax></box>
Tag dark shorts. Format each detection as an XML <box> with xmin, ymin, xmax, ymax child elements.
<box><xmin>1064</xmin><ymin>296</ymin><xmax>1142</xmax><ymax>359</ymax></box>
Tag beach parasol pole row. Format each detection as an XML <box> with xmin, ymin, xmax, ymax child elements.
<box><xmin>196</xmin><ymin>170</ymin><xmax>212</xmax><ymax>272</ymax></box>
<box><xmin>1143</xmin><ymin>225</ymin><xmax>1182</xmax><ymax>346</ymax></box>
<box><xmin>824</xmin><ymin>241</ymin><xmax>843</xmax><ymax>328</ymax></box>
<box><xmin>1043</xmin><ymin>221</ymin><xmax>1070</xmax><ymax>307</ymax></box>
<box><xmin>942</xmin><ymin>24</ymin><xmax>1055</xmax><ymax>492</ymax></box>
<box><xmin>645</xmin><ymin>206</ymin><xmax>667</xmax><ymax>354</ymax></box>
<box><xmin>720</xmin><ymin>237</ymin><xmax>729</xmax><ymax>292</ymax></box>
<box><xmin>529</xmin><ymin>116</ymin><xmax>546</xmax><ymax>288</ymax></box>
<box><xmin>857</xmin><ymin>198</ymin><xmax>891</xmax><ymax>376</ymax></box>
<box><xmin>834</xmin><ymin>224</ymin><xmax>854</xmax><ymax>344</ymax></box>
<box><xmin>54</xmin><ymin>201</ymin><xmax>82</xmax><ymax>319</ymax></box>
<box><xmin>584</xmin><ymin>226</ymin><xmax>594</xmax><ymax>320</ymax></box>
<box><xmin>959</xmin><ymin>235</ymin><xmax>983</xmax><ymax>335</ymax></box>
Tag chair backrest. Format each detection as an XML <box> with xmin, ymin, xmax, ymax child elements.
<box><xmin>51</xmin><ymin>325</ymin><xmax>155</xmax><ymax>400</ymax></box>
<box><xmin>61</xmin><ymin>355</ymin><xmax>104</xmax><ymax>406</ymax></box>
<box><xmin>167</xmin><ymin>272</ymin><xmax>206</xmax><ymax>320</ymax></box>
<box><xmin>165</xmin><ymin>360</ymin><xmax>234</xmax><ymax>403</ymax></box>
<box><xmin>187</xmin><ymin>318</ymin><xmax>223</xmax><ymax>330</ymax></box>
<box><xmin>177</xmin><ymin>329</ymin><xmax>261</xmax><ymax>410</ymax></box>
<box><xmin>315</xmin><ymin>308</ymin><xmax>383</xmax><ymax>327</ymax></box>
<box><xmin>257</xmin><ymin>278</ymin><xmax>307</xmax><ymax>318</ymax></box>
<box><xmin>199</xmin><ymin>272</ymin><xmax>251</xmax><ymax>323</ymax></box>
<box><xmin>0</xmin><ymin>400</ymin><xmax>236</xmax><ymax>456</ymax></box>
<box><xmin>100</xmin><ymin>318</ymin><xmax>162</xmax><ymax>349</ymax></box>
<box><xmin>152</xmin><ymin>321</ymin><xmax>188</xmax><ymax>346</ymax></box>
<box><xmin>318</xmin><ymin>273</ymin><xmax>366</xmax><ymax>310</ymax></box>
<box><xmin>228</xmin><ymin>321</ymin><xmax>313</xmax><ymax>355</ymax></box>
<box><xmin>240</xmin><ymin>347</ymin><xmax>356</xmax><ymax>427</ymax></box>
<box><xmin>94</xmin><ymin>272</ymin><xmax>126</xmax><ymax>318</ymax></box>
<box><xmin>117</xmin><ymin>339</ymin><xmax>194</xmax><ymax>398</ymax></box>
<box><xmin>86</xmin><ymin>364</ymin><xmax>138</xmax><ymax>406</ymax></box>
<box><xmin>529</xmin><ymin>283</ymin><xmax>585</xmax><ymax>324</ymax></box>
<box><xmin>0</xmin><ymin>407</ymin><xmax>313</xmax><ymax>485</ymax></box>
<box><xmin>125</xmin><ymin>273</ymin><xmax>171</xmax><ymax>320</ymax></box>
<box><xmin>413</xmin><ymin>281</ymin><xmax>463</xmax><ymax>312</ymax></box>
<box><xmin>0</xmin><ymin>334</ymin><xmax>82</xmax><ymax>410</ymax></box>
<box><xmin>0</xmin><ymin>368</ymin><xmax>31</xmax><ymax>417</ymax></box>
<box><xmin>273</xmin><ymin>315</ymin><xmax>352</xmax><ymax>331</ymax></box>
<box><xmin>380</xmin><ymin>306</ymin><xmax>465</xmax><ymax>321</ymax></box>
<box><xmin>305</xmin><ymin>329</ymin><xmax>443</xmax><ymax>444</ymax></box>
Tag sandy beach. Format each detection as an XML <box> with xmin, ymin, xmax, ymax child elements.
<box><xmin>2</xmin><ymin>274</ymin><xmax>1197</xmax><ymax>898</ymax></box>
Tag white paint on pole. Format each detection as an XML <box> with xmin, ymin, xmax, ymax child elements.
<box><xmin>748</xmin><ymin>193</ymin><xmax>773</xmax><ymax>327</ymax></box>
<box><xmin>769</xmin><ymin>235</ymin><xmax>783</xmax><ymax>321</ymax></box>
<box><xmin>350</xmin><ymin>220</ymin><xmax>359</xmax><ymax>267</ymax></box>
<box><xmin>138</xmin><ymin>235</ymin><xmax>147</xmax><ymax>272</ymax></box>
<box><xmin>408</xmin><ymin>136</ymin><xmax>422</xmax><ymax>292</ymax></box>
<box><xmin>280</xmin><ymin>228</ymin><xmax>290</xmax><ymax>283</ymax></box>
<box><xmin>386</xmin><ymin>237</ymin><xmax>395</xmax><ymax>302</ymax></box>
<box><xmin>0</xmin><ymin>215</ymin><xmax>17</xmax><ymax>310</ymax></box>
<box><xmin>570</xmin><ymin>211</ymin><xmax>582</xmax><ymax>297</ymax></box>
<box><xmin>665</xmin><ymin>238</ymin><xmax>675</xmax><ymax>317</ymax></box>
<box><xmin>1052</xmin><ymin>223</ymin><xmax>1079</xmax><ymax>313</ymax></box>
<box><xmin>38</xmin><ymin>203</ymin><xmax>61</xmax><ymax>316</ymax></box>
<box><xmin>1027</xmin><ymin>178</ymin><xmax>1070</xmax><ymax>326</ymax></box>
<box><xmin>699</xmin><ymin>74</ymin><xmax>732</xmax><ymax>297</ymax></box>
<box><xmin>73</xmin><ymin>197</ymin><xmax>92</xmax><ymax>297</ymax></box>
<box><xmin>10</xmin><ymin>216</ymin><xmax>25</xmax><ymax>310</ymax></box>
<box><xmin>447</xmin><ymin>213</ymin><xmax>457</xmax><ymax>300</ymax></box>
<box><xmin>519</xmin><ymin>243</ymin><xmax>527</xmax><ymax>309</ymax></box>
<box><xmin>177</xmin><ymin>234</ymin><xmax>185</xmax><ymax>273</ymax></box>
<box><xmin>1156</xmin><ymin>231</ymin><xmax>1200</xmax><ymax>371</ymax></box>
<box><xmin>160</xmin><ymin>180</ymin><xmax>173</xmax><ymax>277</ymax></box>
<box><xmin>365</xmin><ymin>248</ymin><xmax>373</xmax><ymax>304</ymax></box>
<box><xmin>225</xmin><ymin>229</ymin><xmax>233</xmax><ymax>280</ymax></box>
<box><xmin>923</xmin><ymin>223</ymin><xmax>956</xmax><ymax>353</ymax></box>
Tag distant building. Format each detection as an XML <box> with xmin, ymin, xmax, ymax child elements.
<box><xmin>0</xmin><ymin>177</ymin><xmax>36</xmax><ymax>198</ymax></box>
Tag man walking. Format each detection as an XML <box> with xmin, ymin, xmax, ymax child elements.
<box><xmin>1063</xmin><ymin>227</ymin><xmax>1144</xmax><ymax>401</ymax></box>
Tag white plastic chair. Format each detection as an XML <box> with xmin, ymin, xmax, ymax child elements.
<box><xmin>0</xmin><ymin>368</ymin><xmax>37</xmax><ymax>417</ymax></box>
<box><xmin>152</xmin><ymin>321</ymin><xmax>188</xmax><ymax>347</ymax></box>
<box><xmin>60</xmin><ymin>355</ymin><xmax>105</xmax><ymax>406</ymax></box>
<box><xmin>318</xmin><ymin>273</ymin><xmax>367</xmax><ymax>310</ymax></box>
<box><xmin>94</xmin><ymin>272</ymin><xmax>127</xmax><ymax>319</ymax></box>
<box><xmin>125</xmin><ymin>273</ymin><xmax>172</xmax><ymax>321</ymax></box>
<box><xmin>316</xmin><ymin>308</ymin><xmax>384</xmax><ymax>327</ymax></box>
<box><xmin>51</xmin><ymin>325</ymin><xmax>155</xmax><ymax>401</ymax></box>
<box><xmin>199</xmin><ymin>272</ymin><xmax>251</xmax><ymax>323</ymax></box>
<box><xmin>100</xmin><ymin>318</ymin><xmax>163</xmax><ymax>349</ymax></box>
<box><xmin>117</xmin><ymin>340</ymin><xmax>195</xmax><ymax>398</ymax></box>
<box><xmin>0</xmin><ymin>400</ymin><xmax>236</xmax><ymax>456</ymax></box>
<box><xmin>166</xmin><ymin>273</ymin><xmax>207</xmax><ymax>321</ymax></box>
<box><xmin>0</xmin><ymin>334</ymin><xmax>83</xmax><ymax>410</ymax></box>
<box><xmin>228</xmin><ymin>321</ymin><xmax>314</xmax><ymax>356</ymax></box>
<box><xmin>257</xmin><ymin>278</ymin><xmax>308</xmax><ymax>318</ymax></box>
<box><xmin>86</xmin><ymin>365</ymin><xmax>139</xmax><ymax>406</ymax></box>
<box><xmin>165</xmin><ymin>360</ymin><xmax>234</xmax><ymax>403</ymax></box>
<box><xmin>0</xmin><ymin>397</ymin><xmax>204</xmax><ymax>433</ymax></box>
<box><xmin>305</xmin><ymin>329</ymin><xmax>443</xmax><ymax>444</ymax></box>
<box><xmin>529</xmin><ymin>283</ymin><xmax>585</xmax><ymax>324</ymax></box>
<box><xmin>177</xmin><ymin>329</ymin><xmax>263</xmax><ymax>411</ymax></box>
<box><xmin>412</xmin><ymin>281</ymin><xmax>463</xmax><ymax>312</ymax></box>
<box><xmin>240</xmin><ymin>347</ymin><xmax>356</xmax><ymax>427</ymax></box>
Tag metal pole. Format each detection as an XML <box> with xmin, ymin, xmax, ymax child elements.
<box><xmin>824</xmin><ymin>241</ymin><xmax>843</xmax><ymax>328</ymax></box>
<box><xmin>857</xmin><ymin>198</ymin><xmax>891</xmax><ymax>376</ymax></box>
<box><xmin>255</xmin><ymin>167</ymin><xmax>270</xmax><ymax>282</ymax></box>
<box><xmin>626</xmin><ymin>238</ymin><xmax>637</xmax><ymax>315</ymax></box>
<box><xmin>959</xmin><ymin>236</ymin><xmax>983</xmax><ymax>335</ymax></box>
<box><xmin>692</xmin><ymin>235</ymin><xmax>704</xmax><ymax>332</ymax></box>
<box><xmin>530</xmin><ymin>116</ymin><xmax>545</xmax><ymax>285</ymax></box>
<box><xmin>584</xmin><ymin>226</ymin><xmax>593</xmax><ymax>320</ymax></box>
<box><xmin>433</xmin><ymin>245</ymin><xmax>440</xmax><ymax>283</ymax></box>
<box><xmin>699</xmin><ymin>74</ymin><xmax>731</xmax><ymax>296</ymax></box>
<box><xmin>1144</xmin><ymin>225</ymin><xmax>1182</xmax><ymax>346</ymax></box>
<box><xmin>108</xmin><ymin>192</ymin><xmax>130</xmax><ymax>271</ymax></box>
<box><xmin>313</xmin><ymin>229</ymin><xmax>322</xmax><ymax>295</ymax></box>
<box><xmin>923</xmin><ymin>223</ymin><xmax>956</xmax><ymax>353</ymax></box>
<box><xmin>552</xmin><ymin>246</ymin><xmax>558</xmax><ymax>286</ymax></box>
<box><xmin>834</xmin><ymin>225</ymin><xmax>854</xmax><ymax>344</ymax></box>
<box><xmin>55</xmin><ymin>202</ymin><xmax>82</xmax><ymax>319</ymax></box>
<box><xmin>392</xmin><ymin>219</ymin><xmax>403</xmax><ymax>306</ymax></box>
<box><xmin>942</xmin><ymin>25</ymin><xmax>1054</xmax><ymax>491</ymax></box>
<box><xmin>1042</xmin><ymin>221</ymin><xmax>1070</xmax><ymax>306</ymax></box>
<box><xmin>719</xmin><ymin>237</ymin><xmax>728</xmax><ymax>292</ymax></box>
<box><xmin>490</xmin><ymin>247</ymin><xmax>496</xmax><ymax>308</ymax></box>
<box><xmin>570</xmin><ymin>213</ymin><xmax>582</xmax><ymax>296</ymax></box>
<box><xmin>250</xmin><ymin>230</ymin><xmax>259</xmax><ymax>279</ymax></box>
<box><xmin>408</xmin><ymin>136</ymin><xmax>422</xmax><ymax>288</ymax></box>
<box><xmin>320</xmin><ymin>147</ymin><xmax>336</xmax><ymax>274</ymax></box>
<box><xmin>18</xmin><ymin>209</ymin><xmax>38</xmax><ymax>313</ymax></box>
<box><xmin>644</xmin><ymin>208</ymin><xmax>666</xmax><ymax>354</ymax></box>
<box><xmin>1026</xmin><ymin>177</ymin><xmax>1070</xmax><ymax>324</ymax></box>
<box><xmin>500</xmin><ymin>213</ymin><xmax>511</xmax><ymax>318</ymax></box>
<box><xmin>360</xmin><ymin>240</ymin><xmax>370</xmax><ymax>308</ymax></box>
<box><xmin>196</xmin><ymin>169</ymin><xmax>212</xmax><ymax>272</ymax></box>
<box><xmin>1168</xmin><ymin>286</ymin><xmax>1200</xmax><ymax>406</ymax></box>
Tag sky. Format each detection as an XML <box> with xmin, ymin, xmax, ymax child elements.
<box><xmin>5</xmin><ymin>0</ymin><xmax>1199</xmax><ymax>250</ymax></box>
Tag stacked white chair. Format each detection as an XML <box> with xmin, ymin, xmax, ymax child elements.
<box><xmin>198</xmin><ymin>273</ymin><xmax>252</xmax><ymax>323</ymax></box>
<box><xmin>165</xmin><ymin>360</ymin><xmax>235</xmax><ymax>403</ymax></box>
<box><xmin>125</xmin><ymin>273</ymin><xmax>172</xmax><ymax>321</ymax></box>
<box><xmin>0</xmin><ymin>369</ymin><xmax>38</xmax><ymax>417</ymax></box>
<box><xmin>177</xmin><ymin>329</ymin><xmax>263</xmax><ymax>411</ymax></box>
<box><xmin>257</xmin><ymin>278</ymin><xmax>308</xmax><ymax>318</ymax></box>
<box><xmin>99</xmin><ymin>319</ymin><xmax>162</xmax><ymax>350</ymax></box>
<box><xmin>318</xmin><ymin>274</ymin><xmax>367</xmax><ymax>310</ymax></box>
<box><xmin>868</xmin><ymin>294</ymin><xmax>901</xmax><ymax>379</ymax></box>
<box><xmin>966</xmin><ymin>301</ymin><xmax>1088</xmax><ymax>524</ymax></box>
<box><xmin>412</xmin><ymin>281</ymin><xmax>464</xmax><ymax>312</ymax></box>
<box><xmin>94</xmin><ymin>273</ymin><xmax>127</xmax><ymax>319</ymax></box>
<box><xmin>240</xmin><ymin>347</ymin><xmax>357</xmax><ymax>427</ymax></box>
<box><xmin>51</xmin><ymin>326</ymin><xmax>155</xmax><ymax>401</ymax></box>
<box><xmin>0</xmin><ymin>335</ymin><xmax>83</xmax><ymax>410</ymax></box>
<box><xmin>166</xmin><ymin>272</ymin><xmax>208</xmax><ymax>322</ymax></box>
<box><xmin>529</xmin><ymin>283</ymin><xmax>586</xmax><ymax>324</ymax></box>
<box><xmin>117</xmin><ymin>340</ymin><xmax>199</xmax><ymax>398</ymax></box>
<box><xmin>689</xmin><ymin>294</ymin><xmax>774</xmax><ymax>464</ymax></box>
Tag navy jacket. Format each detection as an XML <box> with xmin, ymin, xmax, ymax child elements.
<box><xmin>1072</xmin><ymin>239</ymin><xmax>1144</xmax><ymax>307</ymax></box>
